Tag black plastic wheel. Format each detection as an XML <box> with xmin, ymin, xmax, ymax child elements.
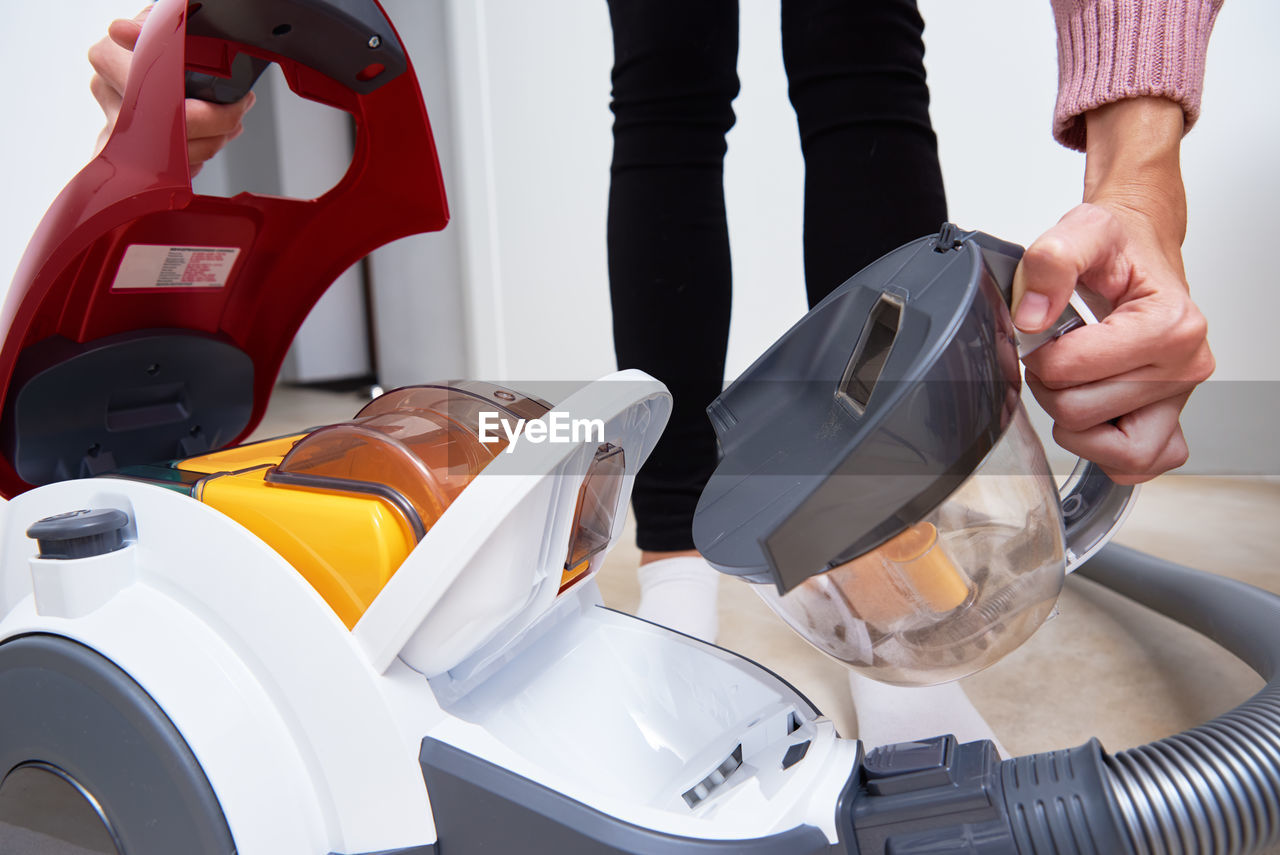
<box><xmin>0</xmin><ymin>634</ymin><xmax>236</xmax><ymax>854</ymax></box>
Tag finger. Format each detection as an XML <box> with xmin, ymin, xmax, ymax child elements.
<box><xmin>188</xmin><ymin>134</ymin><xmax>235</xmax><ymax>168</ymax></box>
<box><xmin>1011</xmin><ymin>204</ymin><xmax>1127</xmax><ymax>334</ymax></box>
<box><xmin>1026</xmin><ymin>369</ymin><xmax>1197</xmax><ymax>433</ymax></box>
<box><xmin>88</xmin><ymin>34</ymin><xmax>136</xmax><ymax>96</ymax></box>
<box><xmin>93</xmin><ymin>123</ymin><xmax>113</xmax><ymax>159</ymax></box>
<box><xmin>187</xmin><ymin>125</ymin><xmax>248</xmax><ymax>172</ymax></box>
<box><xmin>115</xmin><ymin>7</ymin><xmax>151</xmax><ymax>41</ymax></box>
<box><xmin>1024</xmin><ymin>302</ymin><xmax>1212</xmax><ymax>388</ymax></box>
<box><xmin>185</xmin><ymin>92</ymin><xmax>255</xmax><ymax>141</ymax></box>
<box><xmin>89</xmin><ymin>73</ymin><xmax>123</xmax><ymax>123</ymax></box>
<box><xmin>1102</xmin><ymin>428</ymin><xmax>1189</xmax><ymax>485</ymax></box>
<box><xmin>91</xmin><ymin>9</ymin><xmax>151</xmax><ymax>97</ymax></box>
<box><xmin>107</xmin><ymin>15</ymin><xmax>144</xmax><ymax>52</ymax></box>
<box><xmin>1050</xmin><ymin>394</ymin><xmax>1190</xmax><ymax>482</ymax></box>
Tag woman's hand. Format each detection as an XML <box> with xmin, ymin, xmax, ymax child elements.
<box><xmin>88</xmin><ymin>6</ymin><xmax>255</xmax><ymax>176</ymax></box>
<box><xmin>1013</xmin><ymin>97</ymin><xmax>1215</xmax><ymax>484</ymax></box>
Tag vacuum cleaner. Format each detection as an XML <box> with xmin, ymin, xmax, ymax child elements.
<box><xmin>1</xmin><ymin>0</ymin><xmax>1277</xmax><ymax>852</ymax></box>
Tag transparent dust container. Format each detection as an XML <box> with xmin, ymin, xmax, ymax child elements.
<box><xmin>756</xmin><ymin>408</ymin><xmax>1066</xmax><ymax>686</ymax></box>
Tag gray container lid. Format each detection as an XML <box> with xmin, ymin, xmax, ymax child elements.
<box><xmin>692</xmin><ymin>226</ymin><xmax>1026</xmax><ymax>592</ymax></box>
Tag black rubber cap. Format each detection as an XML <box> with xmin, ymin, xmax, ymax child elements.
<box><xmin>26</xmin><ymin>508</ymin><xmax>130</xmax><ymax>559</ymax></box>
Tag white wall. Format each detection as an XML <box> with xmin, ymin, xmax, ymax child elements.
<box><xmin>368</xmin><ymin>0</ymin><xmax>470</xmax><ymax>388</ymax></box>
<box><xmin>3</xmin><ymin>0</ymin><xmax>1275</xmax><ymax>473</ymax></box>
<box><xmin>1</xmin><ymin>3</ymin><xmax>119</xmax><ymax>297</ymax></box>
<box><xmin>443</xmin><ymin>0</ymin><xmax>1278</xmax><ymax>474</ymax></box>
<box><xmin>439</xmin><ymin>0</ymin><xmax>810</xmax><ymax>385</ymax></box>
<box><xmin>441</xmin><ymin>0</ymin><xmax>1280</xmax><ymax>382</ymax></box>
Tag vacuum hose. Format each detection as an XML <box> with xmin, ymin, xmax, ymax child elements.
<box><xmin>1002</xmin><ymin>543</ymin><xmax>1280</xmax><ymax>855</ymax></box>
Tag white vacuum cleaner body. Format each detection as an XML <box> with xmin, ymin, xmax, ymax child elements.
<box><xmin>0</xmin><ymin>373</ymin><xmax>859</xmax><ymax>854</ymax></box>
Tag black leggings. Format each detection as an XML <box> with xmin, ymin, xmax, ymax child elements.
<box><xmin>607</xmin><ymin>0</ymin><xmax>947</xmax><ymax>551</ymax></box>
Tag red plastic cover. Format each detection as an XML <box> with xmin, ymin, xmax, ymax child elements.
<box><xmin>0</xmin><ymin>0</ymin><xmax>448</xmax><ymax>498</ymax></box>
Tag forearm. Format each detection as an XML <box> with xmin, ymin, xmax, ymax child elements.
<box><xmin>1082</xmin><ymin>97</ymin><xmax>1187</xmax><ymax>259</ymax></box>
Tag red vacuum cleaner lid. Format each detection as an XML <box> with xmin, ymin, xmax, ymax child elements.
<box><xmin>0</xmin><ymin>0</ymin><xmax>448</xmax><ymax>498</ymax></box>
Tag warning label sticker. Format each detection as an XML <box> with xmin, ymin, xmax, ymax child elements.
<box><xmin>111</xmin><ymin>244</ymin><xmax>240</xmax><ymax>290</ymax></box>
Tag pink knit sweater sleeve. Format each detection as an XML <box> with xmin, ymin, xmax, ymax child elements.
<box><xmin>1050</xmin><ymin>0</ymin><xmax>1224</xmax><ymax>151</ymax></box>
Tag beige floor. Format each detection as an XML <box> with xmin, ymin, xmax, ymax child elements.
<box><xmin>259</xmin><ymin>384</ymin><xmax>1279</xmax><ymax>758</ymax></box>
<box><xmin>599</xmin><ymin>476</ymin><xmax>1279</xmax><ymax>756</ymax></box>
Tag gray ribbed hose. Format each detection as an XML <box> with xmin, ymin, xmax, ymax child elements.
<box><xmin>1002</xmin><ymin>543</ymin><xmax>1280</xmax><ymax>855</ymax></box>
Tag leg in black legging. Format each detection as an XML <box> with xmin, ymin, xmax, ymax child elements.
<box><xmin>782</xmin><ymin>0</ymin><xmax>948</xmax><ymax>307</ymax></box>
<box><xmin>606</xmin><ymin>0</ymin><xmax>739</xmax><ymax>552</ymax></box>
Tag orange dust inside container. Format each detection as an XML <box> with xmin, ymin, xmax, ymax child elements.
<box><xmin>193</xmin><ymin>383</ymin><xmax>551</xmax><ymax>627</ymax></box>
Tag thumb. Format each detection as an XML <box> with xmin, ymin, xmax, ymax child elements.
<box><xmin>107</xmin><ymin>7</ymin><xmax>151</xmax><ymax>51</ymax></box>
<box><xmin>1012</xmin><ymin>204</ymin><xmax>1125</xmax><ymax>334</ymax></box>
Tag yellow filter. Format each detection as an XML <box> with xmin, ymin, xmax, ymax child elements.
<box><xmin>825</xmin><ymin>551</ymin><xmax>914</xmax><ymax>629</ymax></box>
<box><xmin>878</xmin><ymin>522</ymin><xmax>971</xmax><ymax>612</ymax></box>
<box><xmin>828</xmin><ymin>522</ymin><xmax>971</xmax><ymax>628</ymax></box>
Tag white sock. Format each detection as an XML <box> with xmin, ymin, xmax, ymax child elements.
<box><xmin>848</xmin><ymin>670</ymin><xmax>1008</xmax><ymax>758</ymax></box>
<box><xmin>635</xmin><ymin>556</ymin><xmax>721</xmax><ymax>643</ymax></box>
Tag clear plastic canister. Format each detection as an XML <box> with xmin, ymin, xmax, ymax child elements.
<box><xmin>756</xmin><ymin>406</ymin><xmax>1066</xmax><ymax>685</ymax></box>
